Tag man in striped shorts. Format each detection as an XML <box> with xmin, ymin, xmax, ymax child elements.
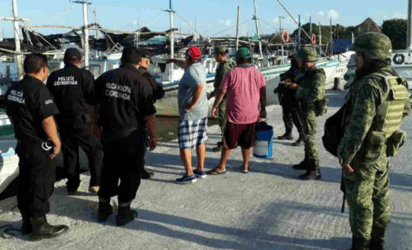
<box><xmin>166</xmin><ymin>46</ymin><xmax>208</xmax><ymax>184</ymax></box>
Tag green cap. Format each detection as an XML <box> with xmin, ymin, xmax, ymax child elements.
<box><xmin>297</xmin><ymin>47</ymin><xmax>317</xmax><ymax>62</ymax></box>
<box><xmin>235</xmin><ymin>47</ymin><xmax>252</xmax><ymax>60</ymax></box>
<box><xmin>352</xmin><ymin>32</ymin><xmax>392</xmax><ymax>60</ymax></box>
<box><xmin>214</xmin><ymin>46</ymin><xmax>228</xmax><ymax>55</ymax></box>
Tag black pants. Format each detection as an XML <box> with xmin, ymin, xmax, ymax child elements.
<box><xmin>17</xmin><ymin>141</ymin><xmax>55</xmax><ymax>218</ymax></box>
<box><xmin>59</xmin><ymin>120</ymin><xmax>103</xmax><ymax>188</ymax></box>
<box><xmin>281</xmin><ymin>97</ymin><xmax>304</xmax><ymax>136</ymax></box>
<box><xmin>98</xmin><ymin>130</ymin><xmax>145</xmax><ymax>204</ymax></box>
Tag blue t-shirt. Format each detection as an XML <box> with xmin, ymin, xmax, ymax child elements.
<box><xmin>178</xmin><ymin>62</ymin><xmax>208</xmax><ymax>120</ymax></box>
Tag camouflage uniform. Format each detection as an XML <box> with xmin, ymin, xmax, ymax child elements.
<box><xmin>211</xmin><ymin>47</ymin><xmax>234</xmax><ymax>136</ymax></box>
<box><xmin>294</xmin><ymin>47</ymin><xmax>326</xmax><ymax>180</ymax></box>
<box><xmin>338</xmin><ymin>32</ymin><xmax>410</xmax><ymax>250</ymax></box>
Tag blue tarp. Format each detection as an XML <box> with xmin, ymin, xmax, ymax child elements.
<box><xmin>333</xmin><ymin>39</ymin><xmax>353</xmax><ymax>53</ymax></box>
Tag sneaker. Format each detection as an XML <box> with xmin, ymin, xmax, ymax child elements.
<box><xmin>176</xmin><ymin>175</ymin><xmax>197</xmax><ymax>184</ymax></box>
<box><xmin>193</xmin><ymin>170</ymin><xmax>206</xmax><ymax>179</ymax></box>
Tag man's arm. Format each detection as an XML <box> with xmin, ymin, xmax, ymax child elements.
<box><xmin>259</xmin><ymin>86</ymin><xmax>267</xmax><ymax>119</ymax></box>
<box><xmin>338</xmin><ymin>82</ymin><xmax>379</xmax><ymax>168</ymax></box>
<box><xmin>166</xmin><ymin>59</ymin><xmax>188</xmax><ymax>69</ymax></box>
<box><xmin>295</xmin><ymin>73</ymin><xmax>325</xmax><ymax>99</ymax></box>
<box><xmin>185</xmin><ymin>83</ymin><xmax>204</xmax><ymax>112</ymax></box>
<box><xmin>42</xmin><ymin>116</ymin><xmax>61</xmax><ymax>159</ymax></box>
<box><xmin>145</xmin><ymin>114</ymin><xmax>157</xmax><ymax>151</ymax></box>
<box><xmin>212</xmin><ymin>86</ymin><xmax>227</xmax><ymax>118</ymax></box>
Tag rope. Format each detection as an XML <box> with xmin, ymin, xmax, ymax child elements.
<box><xmin>0</xmin><ymin>225</ymin><xmax>20</xmax><ymax>239</ymax></box>
<box><xmin>210</xmin><ymin>19</ymin><xmax>253</xmax><ymax>37</ymax></box>
<box><xmin>260</xmin><ymin>19</ymin><xmax>279</xmax><ymax>32</ymax></box>
<box><xmin>141</xmin><ymin>12</ymin><xmax>166</xmax><ymax>29</ymax></box>
<box><xmin>174</xmin><ymin>12</ymin><xmax>201</xmax><ymax>37</ymax></box>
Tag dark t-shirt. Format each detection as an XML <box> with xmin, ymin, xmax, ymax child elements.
<box><xmin>6</xmin><ymin>75</ymin><xmax>59</xmax><ymax>142</ymax></box>
<box><xmin>46</xmin><ymin>64</ymin><xmax>95</xmax><ymax>122</ymax></box>
<box><xmin>95</xmin><ymin>63</ymin><xmax>156</xmax><ymax>133</ymax></box>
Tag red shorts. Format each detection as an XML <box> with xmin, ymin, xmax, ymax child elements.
<box><xmin>223</xmin><ymin>122</ymin><xmax>255</xmax><ymax>149</ymax></box>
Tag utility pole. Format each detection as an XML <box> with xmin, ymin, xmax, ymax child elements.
<box><xmin>235</xmin><ymin>6</ymin><xmax>240</xmax><ymax>51</ymax></box>
<box><xmin>298</xmin><ymin>15</ymin><xmax>301</xmax><ymax>49</ymax></box>
<box><xmin>319</xmin><ymin>22</ymin><xmax>322</xmax><ymax>46</ymax></box>
<box><xmin>71</xmin><ymin>0</ymin><xmax>91</xmax><ymax>69</ymax></box>
<box><xmin>279</xmin><ymin>16</ymin><xmax>284</xmax><ymax>33</ymax></box>
<box><xmin>253</xmin><ymin>0</ymin><xmax>263</xmax><ymax>58</ymax></box>
<box><xmin>0</xmin><ymin>0</ymin><xmax>29</xmax><ymax>79</ymax></box>
<box><xmin>309</xmin><ymin>16</ymin><xmax>312</xmax><ymax>35</ymax></box>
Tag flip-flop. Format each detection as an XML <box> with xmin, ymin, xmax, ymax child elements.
<box><xmin>206</xmin><ymin>168</ymin><xmax>227</xmax><ymax>175</ymax></box>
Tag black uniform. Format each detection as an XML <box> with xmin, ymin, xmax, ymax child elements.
<box><xmin>46</xmin><ymin>64</ymin><xmax>102</xmax><ymax>190</ymax></box>
<box><xmin>276</xmin><ymin>63</ymin><xmax>304</xmax><ymax>139</ymax></box>
<box><xmin>95</xmin><ymin>63</ymin><xmax>156</xmax><ymax>203</ymax></box>
<box><xmin>6</xmin><ymin>75</ymin><xmax>59</xmax><ymax>218</ymax></box>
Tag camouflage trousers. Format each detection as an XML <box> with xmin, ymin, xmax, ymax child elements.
<box><xmin>301</xmin><ymin>109</ymin><xmax>319</xmax><ymax>163</ymax></box>
<box><xmin>218</xmin><ymin>99</ymin><xmax>227</xmax><ymax>136</ymax></box>
<box><xmin>344</xmin><ymin>161</ymin><xmax>390</xmax><ymax>241</ymax></box>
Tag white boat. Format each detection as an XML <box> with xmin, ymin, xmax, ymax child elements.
<box><xmin>0</xmin><ymin>112</ymin><xmax>18</xmax><ymax>195</ymax></box>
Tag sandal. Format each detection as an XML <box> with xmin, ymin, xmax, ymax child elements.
<box><xmin>206</xmin><ymin>168</ymin><xmax>227</xmax><ymax>175</ymax></box>
<box><xmin>241</xmin><ymin>167</ymin><xmax>249</xmax><ymax>174</ymax></box>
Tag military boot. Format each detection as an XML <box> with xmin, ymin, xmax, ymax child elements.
<box><xmin>293</xmin><ymin>134</ymin><xmax>304</xmax><ymax>146</ymax></box>
<box><xmin>21</xmin><ymin>212</ymin><xmax>32</xmax><ymax>235</ymax></box>
<box><xmin>98</xmin><ymin>201</ymin><xmax>113</xmax><ymax>223</ymax></box>
<box><xmin>30</xmin><ymin>215</ymin><xmax>69</xmax><ymax>241</ymax></box>
<box><xmin>349</xmin><ymin>236</ymin><xmax>370</xmax><ymax>250</ymax></box>
<box><xmin>116</xmin><ymin>204</ymin><xmax>138</xmax><ymax>226</ymax></box>
<box><xmin>299</xmin><ymin>160</ymin><xmax>321</xmax><ymax>180</ymax></box>
<box><xmin>293</xmin><ymin>154</ymin><xmax>308</xmax><ymax>170</ymax></box>
<box><xmin>369</xmin><ymin>227</ymin><xmax>386</xmax><ymax>250</ymax></box>
<box><xmin>277</xmin><ymin>131</ymin><xmax>293</xmax><ymax>140</ymax></box>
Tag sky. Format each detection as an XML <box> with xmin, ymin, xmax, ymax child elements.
<box><xmin>0</xmin><ymin>0</ymin><xmax>409</xmax><ymax>39</ymax></box>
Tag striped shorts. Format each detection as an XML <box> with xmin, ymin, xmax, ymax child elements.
<box><xmin>178</xmin><ymin>118</ymin><xmax>208</xmax><ymax>149</ymax></box>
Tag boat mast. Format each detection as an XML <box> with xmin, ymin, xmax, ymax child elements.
<box><xmin>235</xmin><ymin>6</ymin><xmax>240</xmax><ymax>51</ymax></box>
<box><xmin>407</xmin><ymin>0</ymin><xmax>412</xmax><ymax>50</ymax></box>
<box><xmin>167</xmin><ymin>0</ymin><xmax>174</xmax><ymax>82</ymax></box>
<box><xmin>72</xmin><ymin>0</ymin><xmax>91</xmax><ymax>69</ymax></box>
<box><xmin>330</xmin><ymin>17</ymin><xmax>333</xmax><ymax>56</ymax></box>
<box><xmin>252</xmin><ymin>0</ymin><xmax>263</xmax><ymax>58</ymax></box>
<box><xmin>11</xmin><ymin>0</ymin><xmax>23</xmax><ymax>79</ymax></box>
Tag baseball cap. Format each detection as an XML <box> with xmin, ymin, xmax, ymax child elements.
<box><xmin>214</xmin><ymin>46</ymin><xmax>228</xmax><ymax>55</ymax></box>
<box><xmin>64</xmin><ymin>48</ymin><xmax>82</xmax><ymax>61</ymax></box>
<box><xmin>235</xmin><ymin>47</ymin><xmax>252</xmax><ymax>60</ymax></box>
<box><xmin>186</xmin><ymin>46</ymin><xmax>202</xmax><ymax>60</ymax></box>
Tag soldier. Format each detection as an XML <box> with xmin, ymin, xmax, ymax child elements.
<box><xmin>275</xmin><ymin>56</ymin><xmax>304</xmax><ymax>146</ymax></box>
<box><xmin>207</xmin><ymin>46</ymin><xmax>234</xmax><ymax>151</ymax></box>
<box><xmin>289</xmin><ymin>47</ymin><xmax>326</xmax><ymax>180</ymax></box>
<box><xmin>338</xmin><ymin>33</ymin><xmax>410</xmax><ymax>250</ymax></box>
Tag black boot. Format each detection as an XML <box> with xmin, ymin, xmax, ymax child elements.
<box><xmin>293</xmin><ymin>135</ymin><xmax>304</xmax><ymax>146</ymax></box>
<box><xmin>349</xmin><ymin>236</ymin><xmax>370</xmax><ymax>250</ymax></box>
<box><xmin>369</xmin><ymin>227</ymin><xmax>386</xmax><ymax>250</ymax></box>
<box><xmin>21</xmin><ymin>212</ymin><xmax>32</xmax><ymax>235</ymax></box>
<box><xmin>277</xmin><ymin>132</ymin><xmax>293</xmax><ymax>140</ymax></box>
<box><xmin>141</xmin><ymin>169</ymin><xmax>155</xmax><ymax>179</ymax></box>
<box><xmin>116</xmin><ymin>205</ymin><xmax>138</xmax><ymax>226</ymax></box>
<box><xmin>299</xmin><ymin>160</ymin><xmax>321</xmax><ymax>180</ymax></box>
<box><xmin>98</xmin><ymin>201</ymin><xmax>113</xmax><ymax>222</ymax></box>
<box><xmin>30</xmin><ymin>215</ymin><xmax>69</xmax><ymax>241</ymax></box>
<box><xmin>292</xmin><ymin>160</ymin><xmax>307</xmax><ymax>170</ymax></box>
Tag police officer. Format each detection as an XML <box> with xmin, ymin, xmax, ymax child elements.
<box><xmin>136</xmin><ymin>48</ymin><xmax>164</xmax><ymax>179</ymax></box>
<box><xmin>338</xmin><ymin>33</ymin><xmax>410</xmax><ymax>250</ymax></box>
<box><xmin>46</xmin><ymin>48</ymin><xmax>103</xmax><ymax>194</ymax></box>
<box><xmin>289</xmin><ymin>47</ymin><xmax>326</xmax><ymax>180</ymax></box>
<box><xmin>6</xmin><ymin>53</ymin><xmax>69</xmax><ymax>241</ymax></box>
<box><xmin>207</xmin><ymin>46</ymin><xmax>234</xmax><ymax>151</ymax></box>
<box><xmin>275</xmin><ymin>56</ymin><xmax>304</xmax><ymax>146</ymax></box>
<box><xmin>95</xmin><ymin>46</ymin><xmax>157</xmax><ymax>226</ymax></box>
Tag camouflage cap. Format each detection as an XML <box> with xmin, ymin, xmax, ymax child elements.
<box><xmin>297</xmin><ymin>47</ymin><xmax>317</xmax><ymax>62</ymax></box>
<box><xmin>235</xmin><ymin>47</ymin><xmax>252</xmax><ymax>60</ymax></box>
<box><xmin>214</xmin><ymin>46</ymin><xmax>228</xmax><ymax>55</ymax></box>
<box><xmin>352</xmin><ymin>32</ymin><xmax>392</xmax><ymax>60</ymax></box>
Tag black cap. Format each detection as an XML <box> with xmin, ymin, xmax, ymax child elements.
<box><xmin>64</xmin><ymin>48</ymin><xmax>82</xmax><ymax>61</ymax></box>
<box><xmin>122</xmin><ymin>46</ymin><xmax>154</xmax><ymax>64</ymax></box>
